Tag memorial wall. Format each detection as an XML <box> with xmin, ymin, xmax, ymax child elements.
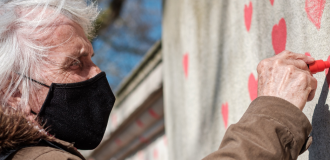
<box><xmin>163</xmin><ymin>0</ymin><xmax>330</xmax><ymax>159</ymax></box>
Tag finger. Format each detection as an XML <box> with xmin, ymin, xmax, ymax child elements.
<box><xmin>308</xmin><ymin>89</ymin><xmax>316</xmax><ymax>101</ymax></box>
<box><xmin>279</xmin><ymin>51</ymin><xmax>315</xmax><ymax>64</ymax></box>
<box><xmin>307</xmin><ymin>76</ymin><xmax>318</xmax><ymax>101</ymax></box>
<box><xmin>286</xmin><ymin>59</ymin><xmax>310</xmax><ymax>71</ymax></box>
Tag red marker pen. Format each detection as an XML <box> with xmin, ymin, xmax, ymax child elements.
<box><xmin>308</xmin><ymin>60</ymin><xmax>330</xmax><ymax>74</ymax></box>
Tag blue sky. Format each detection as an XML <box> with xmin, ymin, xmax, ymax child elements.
<box><xmin>92</xmin><ymin>0</ymin><xmax>162</xmax><ymax>90</ymax></box>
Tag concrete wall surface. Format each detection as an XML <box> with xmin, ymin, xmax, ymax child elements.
<box><xmin>163</xmin><ymin>0</ymin><xmax>330</xmax><ymax>159</ymax></box>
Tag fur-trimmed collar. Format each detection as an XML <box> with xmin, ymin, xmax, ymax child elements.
<box><xmin>0</xmin><ymin>106</ymin><xmax>52</xmax><ymax>152</ymax></box>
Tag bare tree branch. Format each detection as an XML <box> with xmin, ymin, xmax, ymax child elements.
<box><xmin>94</xmin><ymin>0</ymin><xmax>126</xmax><ymax>36</ymax></box>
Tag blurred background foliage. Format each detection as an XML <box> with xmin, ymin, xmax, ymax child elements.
<box><xmin>92</xmin><ymin>0</ymin><xmax>162</xmax><ymax>90</ymax></box>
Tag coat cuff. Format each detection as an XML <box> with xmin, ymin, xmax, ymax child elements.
<box><xmin>247</xmin><ymin>96</ymin><xmax>312</xmax><ymax>155</ymax></box>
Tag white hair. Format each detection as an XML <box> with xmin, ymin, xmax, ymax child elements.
<box><xmin>0</xmin><ymin>0</ymin><xmax>99</xmax><ymax>110</ymax></box>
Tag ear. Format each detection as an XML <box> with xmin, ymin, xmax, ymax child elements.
<box><xmin>6</xmin><ymin>89</ymin><xmax>22</xmax><ymax>109</ymax></box>
<box><xmin>7</xmin><ymin>89</ymin><xmax>36</xmax><ymax>121</ymax></box>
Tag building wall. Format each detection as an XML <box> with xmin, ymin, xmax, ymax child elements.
<box><xmin>163</xmin><ymin>0</ymin><xmax>330</xmax><ymax>160</ymax></box>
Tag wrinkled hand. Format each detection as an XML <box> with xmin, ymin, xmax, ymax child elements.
<box><xmin>257</xmin><ymin>51</ymin><xmax>317</xmax><ymax>110</ymax></box>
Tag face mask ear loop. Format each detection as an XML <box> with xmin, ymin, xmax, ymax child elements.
<box><xmin>29</xmin><ymin>78</ymin><xmax>50</xmax><ymax>88</ymax></box>
<box><xmin>15</xmin><ymin>72</ymin><xmax>50</xmax><ymax>88</ymax></box>
<box><xmin>32</xmin><ymin>109</ymin><xmax>40</xmax><ymax>122</ymax></box>
<box><xmin>31</xmin><ymin>109</ymin><xmax>37</xmax><ymax>115</ymax></box>
<box><xmin>31</xmin><ymin>109</ymin><xmax>41</xmax><ymax>122</ymax></box>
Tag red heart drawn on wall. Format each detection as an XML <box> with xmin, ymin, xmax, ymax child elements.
<box><xmin>115</xmin><ymin>139</ymin><xmax>122</xmax><ymax>146</ymax></box>
<box><xmin>183</xmin><ymin>53</ymin><xmax>189</xmax><ymax>78</ymax></box>
<box><xmin>244</xmin><ymin>1</ymin><xmax>253</xmax><ymax>32</ymax></box>
<box><xmin>272</xmin><ymin>18</ymin><xmax>287</xmax><ymax>55</ymax></box>
<box><xmin>163</xmin><ymin>136</ymin><xmax>167</xmax><ymax>146</ymax></box>
<box><xmin>270</xmin><ymin>0</ymin><xmax>274</xmax><ymax>6</ymax></box>
<box><xmin>139</xmin><ymin>137</ymin><xmax>149</xmax><ymax>143</ymax></box>
<box><xmin>305</xmin><ymin>0</ymin><xmax>326</xmax><ymax>30</ymax></box>
<box><xmin>222</xmin><ymin>102</ymin><xmax>228</xmax><ymax>129</ymax></box>
<box><xmin>153</xmin><ymin>149</ymin><xmax>159</xmax><ymax>159</ymax></box>
<box><xmin>305</xmin><ymin>52</ymin><xmax>311</xmax><ymax>56</ymax></box>
<box><xmin>138</xmin><ymin>151</ymin><xmax>145</xmax><ymax>160</ymax></box>
<box><xmin>136</xmin><ymin>119</ymin><xmax>144</xmax><ymax>128</ymax></box>
<box><xmin>111</xmin><ymin>114</ymin><xmax>117</xmax><ymax>126</ymax></box>
<box><xmin>248</xmin><ymin>73</ymin><xmax>258</xmax><ymax>101</ymax></box>
<box><xmin>149</xmin><ymin>109</ymin><xmax>160</xmax><ymax>119</ymax></box>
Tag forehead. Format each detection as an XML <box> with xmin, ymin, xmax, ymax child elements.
<box><xmin>40</xmin><ymin>17</ymin><xmax>87</xmax><ymax>47</ymax></box>
<box><xmin>18</xmin><ymin>7</ymin><xmax>89</xmax><ymax>49</ymax></box>
<box><xmin>38</xmin><ymin>15</ymin><xmax>91</xmax><ymax>59</ymax></box>
<box><xmin>17</xmin><ymin>7</ymin><xmax>92</xmax><ymax>65</ymax></box>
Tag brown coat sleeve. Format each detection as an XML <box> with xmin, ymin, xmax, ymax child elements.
<box><xmin>34</xmin><ymin>150</ymin><xmax>83</xmax><ymax>160</ymax></box>
<box><xmin>203</xmin><ymin>96</ymin><xmax>312</xmax><ymax>160</ymax></box>
<box><xmin>10</xmin><ymin>146</ymin><xmax>84</xmax><ymax>160</ymax></box>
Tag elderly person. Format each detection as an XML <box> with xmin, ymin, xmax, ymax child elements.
<box><xmin>0</xmin><ymin>0</ymin><xmax>115</xmax><ymax>160</ymax></box>
<box><xmin>204</xmin><ymin>51</ymin><xmax>317</xmax><ymax>160</ymax></box>
<box><xmin>0</xmin><ymin>1</ymin><xmax>318</xmax><ymax>160</ymax></box>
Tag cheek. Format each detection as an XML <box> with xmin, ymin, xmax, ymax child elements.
<box><xmin>44</xmin><ymin>69</ymin><xmax>83</xmax><ymax>84</ymax></box>
<box><xmin>63</xmin><ymin>72</ymin><xmax>89</xmax><ymax>83</ymax></box>
<box><xmin>29</xmin><ymin>87</ymin><xmax>49</xmax><ymax>112</ymax></box>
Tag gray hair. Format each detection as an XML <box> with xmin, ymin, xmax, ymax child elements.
<box><xmin>0</xmin><ymin>0</ymin><xmax>99</xmax><ymax>110</ymax></box>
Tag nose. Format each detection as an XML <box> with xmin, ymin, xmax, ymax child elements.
<box><xmin>88</xmin><ymin>63</ymin><xmax>102</xmax><ymax>79</ymax></box>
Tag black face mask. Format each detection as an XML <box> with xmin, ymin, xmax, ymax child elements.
<box><xmin>34</xmin><ymin>72</ymin><xmax>115</xmax><ymax>150</ymax></box>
